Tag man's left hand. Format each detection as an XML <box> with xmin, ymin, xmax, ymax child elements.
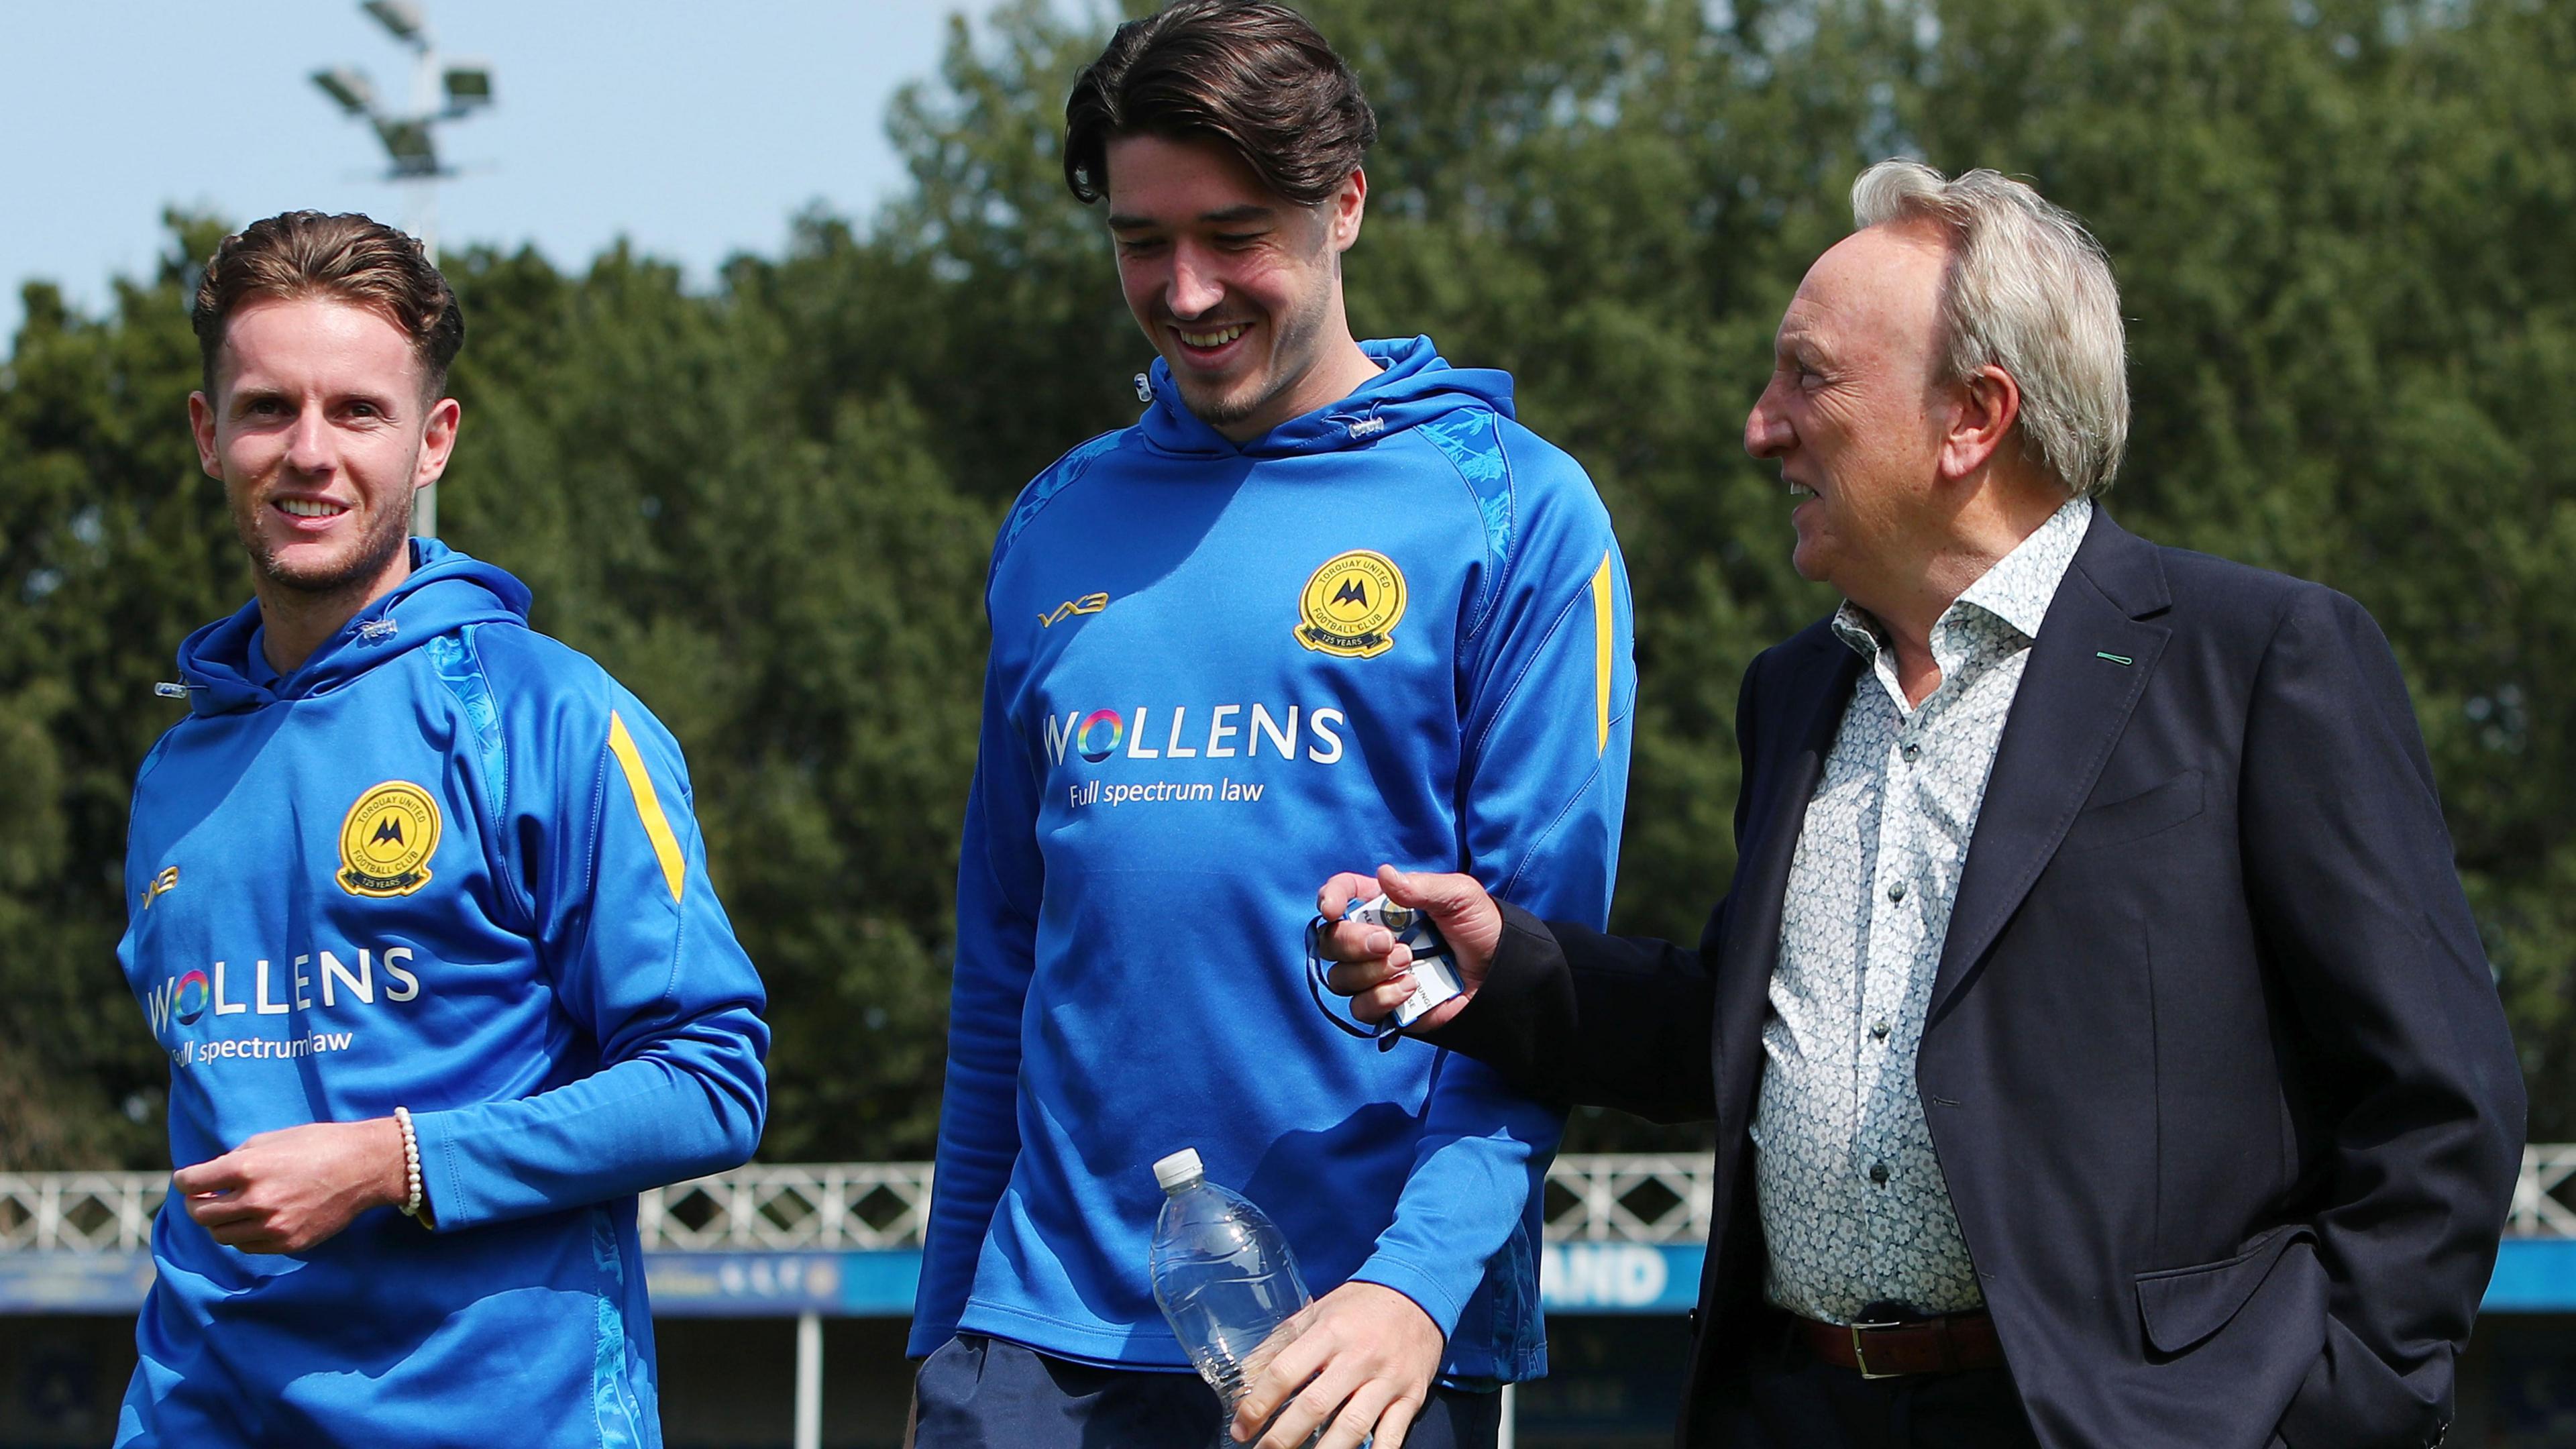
<box><xmin>1231</xmin><ymin>1280</ymin><xmax>1444</xmax><ymax>1449</ymax></box>
<box><xmin>172</xmin><ymin>1118</ymin><xmax>410</xmax><ymax>1254</ymax></box>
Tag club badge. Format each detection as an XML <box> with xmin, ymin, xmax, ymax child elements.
<box><xmin>1297</xmin><ymin>550</ymin><xmax>1407</xmax><ymax>659</ymax></box>
<box><xmin>337</xmin><ymin>782</ymin><xmax>441</xmax><ymax>898</ymax></box>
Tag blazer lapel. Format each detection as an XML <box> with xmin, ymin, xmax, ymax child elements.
<box><xmin>1714</xmin><ymin>630</ymin><xmax>1862</xmax><ymax>1110</ymax></box>
<box><xmin>1927</xmin><ymin>513</ymin><xmax>2172</xmax><ymax>1026</ymax></box>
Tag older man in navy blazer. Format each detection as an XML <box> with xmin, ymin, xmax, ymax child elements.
<box><xmin>1315</xmin><ymin>160</ymin><xmax>2523</xmax><ymax>1449</ymax></box>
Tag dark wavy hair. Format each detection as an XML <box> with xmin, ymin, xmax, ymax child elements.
<box><xmin>1063</xmin><ymin>0</ymin><xmax>1377</xmax><ymax>207</ymax></box>
<box><xmin>191</xmin><ymin>211</ymin><xmax>464</xmax><ymax>397</ymax></box>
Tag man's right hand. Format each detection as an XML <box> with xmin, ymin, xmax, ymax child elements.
<box><xmin>172</xmin><ymin>1118</ymin><xmax>410</xmax><ymax>1254</ymax></box>
<box><xmin>1312</xmin><ymin>865</ymin><xmax>1501</xmax><ymax>1032</ymax></box>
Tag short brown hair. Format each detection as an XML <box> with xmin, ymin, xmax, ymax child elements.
<box><xmin>191</xmin><ymin>211</ymin><xmax>464</xmax><ymax>396</ymax></box>
<box><xmin>1063</xmin><ymin>1</ymin><xmax>1377</xmax><ymax>207</ymax></box>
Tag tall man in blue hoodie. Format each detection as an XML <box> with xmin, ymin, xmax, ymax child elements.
<box><xmin>116</xmin><ymin>211</ymin><xmax>768</xmax><ymax>1446</ymax></box>
<box><xmin>910</xmin><ymin>6</ymin><xmax>1635</xmax><ymax>1449</ymax></box>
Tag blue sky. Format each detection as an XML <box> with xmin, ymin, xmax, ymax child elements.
<box><xmin>1</xmin><ymin>3</ymin><xmax>996</xmax><ymax>345</ymax></box>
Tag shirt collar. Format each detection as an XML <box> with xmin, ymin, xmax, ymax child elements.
<box><xmin>1831</xmin><ymin>496</ymin><xmax>2094</xmax><ymax>658</ymax></box>
<box><xmin>1955</xmin><ymin>495</ymin><xmax>2093</xmax><ymax>639</ymax></box>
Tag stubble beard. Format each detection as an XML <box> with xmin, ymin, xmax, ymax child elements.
<box><xmin>235</xmin><ymin>490</ymin><xmax>415</xmax><ymax>601</ymax></box>
<box><xmin>1173</xmin><ymin>276</ymin><xmax>1338</xmax><ymax>434</ymax></box>
<box><xmin>1179</xmin><ymin>374</ymin><xmax>1277</xmax><ymax>431</ymax></box>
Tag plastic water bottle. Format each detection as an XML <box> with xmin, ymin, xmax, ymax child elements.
<box><xmin>1149</xmin><ymin>1147</ymin><xmax>1324</xmax><ymax>1448</ymax></box>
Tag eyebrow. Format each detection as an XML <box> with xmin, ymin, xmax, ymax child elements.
<box><xmin>225</xmin><ymin>384</ymin><xmax>401</xmax><ymax>415</ymax></box>
<box><xmin>1106</xmin><ymin>203</ymin><xmax>1279</xmax><ymax>231</ymax></box>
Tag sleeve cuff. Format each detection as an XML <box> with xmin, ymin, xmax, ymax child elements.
<box><xmin>1348</xmin><ymin>1250</ymin><xmax>1469</xmax><ymax>1342</ymax></box>
<box><xmin>1413</xmin><ymin>900</ymin><xmax>1572</xmax><ymax>1095</ymax></box>
<box><xmin>2274</xmin><ymin>1316</ymin><xmax>2451</xmax><ymax>1449</ymax></box>
<box><xmin>404</xmin><ymin>1107</ymin><xmax>476</xmax><ymax>1232</ymax></box>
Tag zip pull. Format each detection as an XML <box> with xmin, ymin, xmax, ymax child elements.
<box><xmin>358</xmin><ymin>618</ymin><xmax>399</xmax><ymax>643</ymax></box>
<box><xmin>1133</xmin><ymin>372</ymin><xmax>1155</xmax><ymax>403</ymax></box>
<box><xmin>153</xmin><ymin>682</ymin><xmax>199</xmax><ymax>700</ymax></box>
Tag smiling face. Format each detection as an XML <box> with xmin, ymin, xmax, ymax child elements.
<box><xmin>1743</xmin><ymin>224</ymin><xmax>1955</xmax><ymax>603</ymax></box>
<box><xmin>189</xmin><ymin>296</ymin><xmax>457</xmax><ymax>604</ymax></box>
<box><xmin>1104</xmin><ymin>132</ymin><xmax>1367</xmax><ymax>439</ymax></box>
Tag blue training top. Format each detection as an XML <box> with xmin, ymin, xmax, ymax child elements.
<box><xmin>115</xmin><ymin>541</ymin><xmax>769</xmax><ymax>1448</ymax></box>
<box><xmin>913</xmin><ymin>336</ymin><xmax>1637</xmax><ymax>1382</ymax></box>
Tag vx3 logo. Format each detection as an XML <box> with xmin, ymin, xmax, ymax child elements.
<box><xmin>139</xmin><ymin>865</ymin><xmax>181</xmax><ymax>911</ymax></box>
<box><xmin>1039</xmin><ymin>592</ymin><xmax>1111</xmax><ymax>629</ymax></box>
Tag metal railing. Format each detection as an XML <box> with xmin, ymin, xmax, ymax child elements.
<box><xmin>7</xmin><ymin>1146</ymin><xmax>2571</xmax><ymax>1254</ymax></box>
<box><xmin>639</xmin><ymin>1161</ymin><xmax>935</xmax><ymax>1251</ymax></box>
<box><xmin>2512</xmin><ymin>1143</ymin><xmax>2576</xmax><ymax>1238</ymax></box>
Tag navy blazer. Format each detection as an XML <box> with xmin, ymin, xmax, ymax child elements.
<box><xmin>1437</xmin><ymin>512</ymin><xmax>2524</xmax><ymax>1448</ymax></box>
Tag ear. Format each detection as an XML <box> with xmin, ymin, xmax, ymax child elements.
<box><xmin>187</xmin><ymin>390</ymin><xmax>223</xmax><ymax>481</ymax></box>
<box><xmin>1936</xmin><ymin>364</ymin><xmax>2021</xmax><ymax>482</ymax></box>
<box><xmin>415</xmin><ymin>396</ymin><xmax>462</xmax><ymax>493</ymax></box>
<box><xmin>1326</xmin><ymin>167</ymin><xmax>1367</xmax><ymax>255</ymax></box>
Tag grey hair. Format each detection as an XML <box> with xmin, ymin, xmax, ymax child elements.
<box><xmin>1851</xmin><ymin>160</ymin><xmax>2129</xmax><ymax>498</ymax></box>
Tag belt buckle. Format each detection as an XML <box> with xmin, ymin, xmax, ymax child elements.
<box><xmin>1848</xmin><ymin>1320</ymin><xmax>1904</xmax><ymax>1381</ymax></box>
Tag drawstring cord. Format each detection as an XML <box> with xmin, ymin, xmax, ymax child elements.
<box><xmin>1306</xmin><ymin>914</ymin><xmax>1404</xmax><ymax>1053</ymax></box>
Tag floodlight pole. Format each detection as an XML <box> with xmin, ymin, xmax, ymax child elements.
<box><xmin>313</xmin><ymin>1</ymin><xmax>492</xmax><ymax>539</ymax></box>
<box><xmin>392</xmin><ymin>19</ymin><xmax>441</xmax><ymax>539</ymax></box>
<box><xmin>391</xmin><ymin>15</ymin><xmax>441</xmax><ymax>264</ymax></box>
<box><xmin>794</xmin><ymin>1311</ymin><xmax>823</xmax><ymax>1449</ymax></box>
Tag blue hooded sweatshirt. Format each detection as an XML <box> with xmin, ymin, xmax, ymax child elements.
<box><xmin>115</xmin><ymin>541</ymin><xmax>768</xmax><ymax>1448</ymax></box>
<box><xmin>913</xmin><ymin>337</ymin><xmax>1636</xmax><ymax>1382</ymax></box>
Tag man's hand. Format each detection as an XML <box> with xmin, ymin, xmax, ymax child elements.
<box><xmin>1231</xmin><ymin>1281</ymin><xmax>1445</xmax><ymax>1449</ymax></box>
<box><xmin>1313</xmin><ymin>865</ymin><xmax>1502</xmax><ymax>1033</ymax></box>
<box><xmin>172</xmin><ymin>1118</ymin><xmax>410</xmax><ymax>1254</ymax></box>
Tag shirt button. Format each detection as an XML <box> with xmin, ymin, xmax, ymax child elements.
<box><xmin>1888</xmin><ymin>881</ymin><xmax>1907</xmax><ymax>903</ymax></box>
<box><xmin>1872</xmin><ymin>1020</ymin><xmax>1891</xmax><ymax>1040</ymax></box>
<box><xmin>1900</xmin><ymin>743</ymin><xmax>1921</xmax><ymax>762</ymax></box>
<box><xmin>1869</xmin><ymin>1163</ymin><xmax>1890</xmax><ymax>1185</ymax></box>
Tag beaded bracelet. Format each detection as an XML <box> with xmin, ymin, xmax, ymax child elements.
<box><xmin>392</xmin><ymin>1106</ymin><xmax>425</xmax><ymax>1222</ymax></box>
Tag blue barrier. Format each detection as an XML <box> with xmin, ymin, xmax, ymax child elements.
<box><xmin>9</xmin><ymin>1238</ymin><xmax>2574</xmax><ymax>1318</ymax></box>
<box><xmin>2480</xmin><ymin>1238</ymin><xmax>2576</xmax><ymax>1312</ymax></box>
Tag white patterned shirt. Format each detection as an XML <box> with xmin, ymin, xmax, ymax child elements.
<box><xmin>1754</xmin><ymin>497</ymin><xmax>2093</xmax><ymax>1325</ymax></box>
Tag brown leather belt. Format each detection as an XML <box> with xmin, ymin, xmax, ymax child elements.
<box><xmin>1794</xmin><ymin>1309</ymin><xmax>2004</xmax><ymax>1379</ymax></box>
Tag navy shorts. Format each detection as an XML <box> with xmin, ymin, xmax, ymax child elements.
<box><xmin>913</xmin><ymin>1334</ymin><xmax>1503</xmax><ymax>1449</ymax></box>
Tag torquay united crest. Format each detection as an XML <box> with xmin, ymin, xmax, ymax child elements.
<box><xmin>1297</xmin><ymin>550</ymin><xmax>1407</xmax><ymax>659</ymax></box>
<box><xmin>338</xmin><ymin>782</ymin><xmax>441</xmax><ymax>898</ymax></box>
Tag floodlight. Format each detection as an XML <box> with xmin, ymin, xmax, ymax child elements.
<box><xmin>307</xmin><ymin>0</ymin><xmax>488</xmax><ymax>541</ymax></box>
<box><xmin>372</xmin><ymin>119</ymin><xmax>440</xmax><ymax>177</ymax></box>
<box><xmin>442</xmin><ymin>64</ymin><xmax>492</xmax><ymax>111</ymax></box>
<box><xmin>313</xmin><ymin>67</ymin><xmax>376</xmax><ymax>116</ymax></box>
<box><xmin>362</xmin><ymin>0</ymin><xmax>427</xmax><ymax>44</ymax></box>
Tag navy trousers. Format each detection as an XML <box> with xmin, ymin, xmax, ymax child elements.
<box><xmin>914</xmin><ymin>1334</ymin><xmax>1502</xmax><ymax>1449</ymax></box>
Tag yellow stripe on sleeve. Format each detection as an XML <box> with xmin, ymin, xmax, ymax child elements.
<box><xmin>606</xmin><ymin>710</ymin><xmax>688</xmax><ymax>904</ymax></box>
<box><xmin>1591</xmin><ymin>551</ymin><xmax>1613</xmax><ymax>757</ymax></box>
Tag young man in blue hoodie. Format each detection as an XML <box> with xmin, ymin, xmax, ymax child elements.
<box><xmin>115</xmin><ymin>211</ymin><xmax>768</xmax><ymax>1447</ymax></box>
<box><xmin>909</xmin><ymin>6</ymin><xmax>1635</xmax><ymax>1448</ymax></box>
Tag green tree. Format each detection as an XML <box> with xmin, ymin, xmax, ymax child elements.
<box><xmin>1896</xmin><ymin>0</ymin><xmax>2576</xmax><ymax>1133</ymax></box>
<box><xmin>0</xmin><ymin>215</ymin><xmax>244</xmax><ymax>1167</ymax></box>
<box><xmin>5</xmin><ymin>0</ymin><xmax>2571</xmax><ymax>1167</ymax></box>
<box><xmin>435</xmin><ymin>237</ymin><xmax>1006</xmax><ymax>1161</ymax></box>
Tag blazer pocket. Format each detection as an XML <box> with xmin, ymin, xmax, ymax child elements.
<box><xmin>2064</xmin><ymin>769</ymin><xmax>2204</xmax><ymax>853</ymax></box>
<box><xmin>2134</xmin><ymin>1223</ymin><xmax>2315</xmax><ymax>1354</ymax></box>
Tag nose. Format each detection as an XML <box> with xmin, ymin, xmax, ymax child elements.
<box><xmin>1167</xmin><ymin>239</ymin><xmax>1224</xmax><ymax>321</ymax></box>
<box><xmin>283</xmin><ymin>402</ymin><xmax>335</xmax><ymax>476</ymax></box>
<box><xmin>1744</xmin><ymin>378</ymin><xmax>1793</xmax><ymax>460</ymax></box>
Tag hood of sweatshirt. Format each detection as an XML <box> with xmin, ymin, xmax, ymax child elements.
<box><xmin>174</xmin><ymin>540</ymin><xmax>533</xmax><ymax>718</ymax></box>
<box><xmin>1134</xmin><ymin>334</ymin><xmax>1516</xmax><ymax>461</ymax></box>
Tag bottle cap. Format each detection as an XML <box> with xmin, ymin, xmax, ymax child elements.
<box><xmin>1152</xmin><ymin>1148</ymin><xmax>1204</xmax><ymax>1193</ymax></box>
